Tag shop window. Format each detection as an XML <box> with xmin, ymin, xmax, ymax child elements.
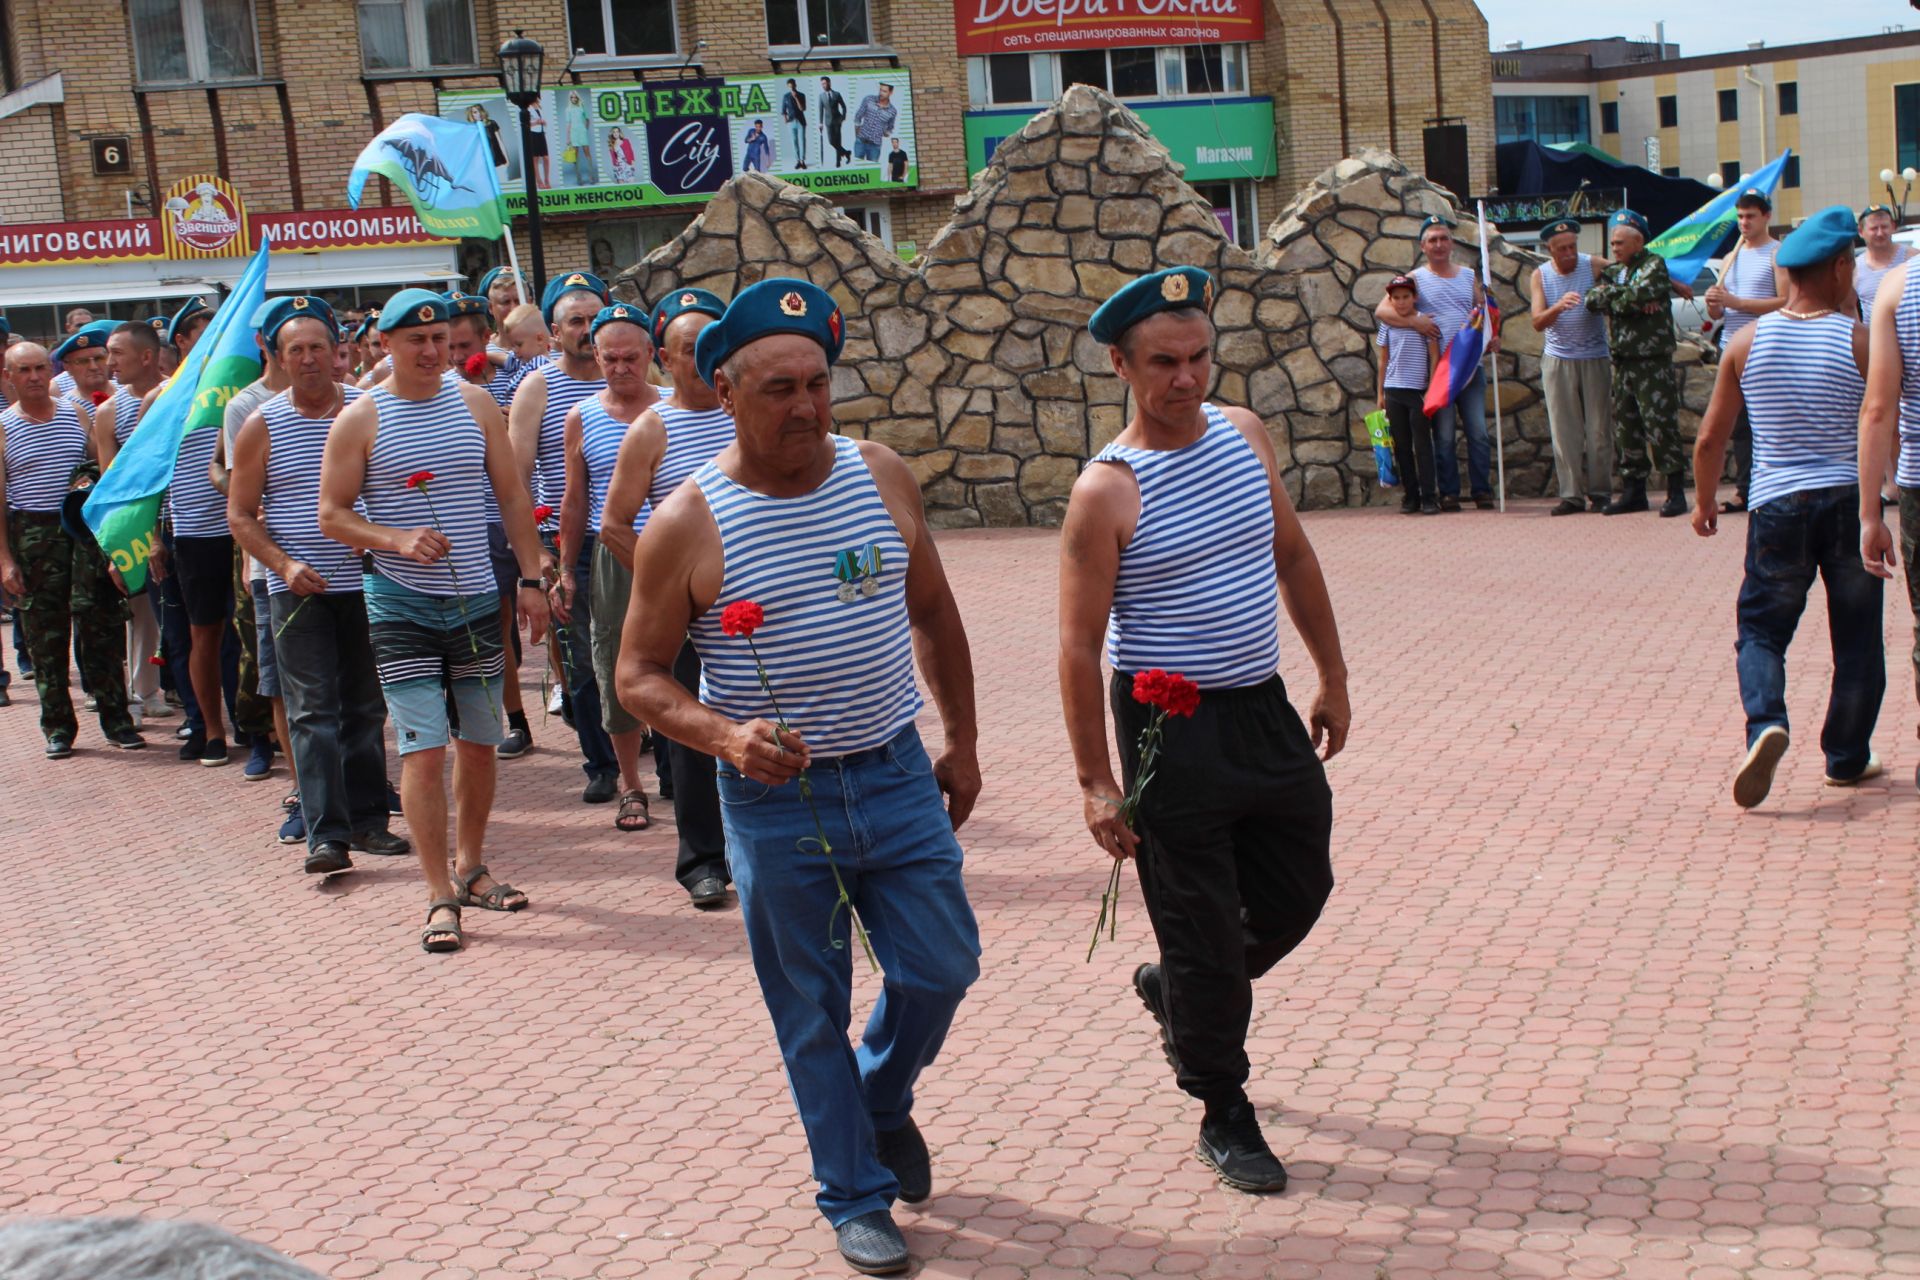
<box><xmin>986</xmin><ymin>53</ymin><xmax>1031</xmax><ymax>104</ymax></box>
<box><xmin>1109</xmin><ymin>48</ymin><xmax>1158</xmax><ymax>99</ymax></box>
<box><xmin>130</xmin><ymin>0</ymin><xmax>259</xmax><ymax>84</ymax></box>
<box><xmin>1178</xmin><ymin>44</ymin><xmax>1245</xmax><ymax>95</ymax></box>
<box><xmin>1599</xmin><ymin>100</ymin><xmax>1619</xmax><ymax>134</ymax></box>
<box><xmin>1494</xmin><ymin>95</ymin><xmax>1589</xmax><ymax>146</ymax></box>
<box><xmin>1782</xmin><ymin>155</ymin><xmax>1800</xmax><ymax>189</ymax></box>
<box><xmin>1717</xmin><ymin>88</ymin><xmax>1737</xmax><ymax>123</ymax></box>
<box><xmin>1777</xmin><ymin>81</ymin><xmax>1797</xmax><ymax>116</ymax></box>
<box><xmin>840</xmin><ymin>203</ymin><xmax>894</xmax><ymax>249</ymax></box>
<box><xmin>1899</xmin><ymin>84</ymin><xmax>1920</xmax><ymax>173</ymax></box>
<box><xmin>359</xmin><ymin>0</ymin><xmax>477</xmax><ymax>72</ymax></box>
<box><xmin>568</xmin><ymin>0</ymin><xmax>678</xmax><ymax>58</ymax></box>
<box><xmin>765</xmin><ymin>0</ymin><xmax>870</xmax><ymax>50</ymax></box>
<box><xmin>1657</xmin><ymin>94</ymin><xmax>1678</xmax><ymax>128</ymax></box>
<box><xmin>1719</xmin><ymin>160</ymin><xmax>1741</xmax><ymax>188</ymax></box>
<box><xmin>1191</xmin><ymin>180</ymin><xmax>1258</xmax><ymax>251</ymax></box>
<box><xmin>973</xmin><ymin>45</ymin><xmax>1247</xmax><ymax>107</ymax></box>
<box><xmin>1059</xmin><ymin>50</ymin><xmax>1108</xmax><ymax>94</ymax></box>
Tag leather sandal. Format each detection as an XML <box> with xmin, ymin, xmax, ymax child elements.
<box><xmin>457</xmin><ymin>862</ymin><xmax>528</xmax><ymax>912</ymax></box>
<box><xmin>615</xmin><ymin>789</ymin><xmax>651</xmax><ymax>831</ymax></box>
<box><xmin>420</xmin><ymin>898</ymin><xmax>463</xmax><ymax>953</ymax></box>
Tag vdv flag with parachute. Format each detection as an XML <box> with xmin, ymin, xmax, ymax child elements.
<box><xmin>82</xmin><ymin>238</ymin><xmax>272</xmax><ymax>594</ymax></box>
<box><xmin>1647</xmin><ymin>149</ymin><xmax>1793</xmax><ymax>286</ymax></box>
<box><xmin>349</xmin><ymin>113</ymin><xmax>506</xmax><ymax>240</ymax></box>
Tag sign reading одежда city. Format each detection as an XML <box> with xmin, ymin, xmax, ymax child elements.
<box><xmin>955</xmin><ymin>0</ymin><xmax>1263</xmax><ymax>55</ymax></box>
<box><xmin>438</xmin><ymin>72</ymin><xmax>918</xmax><ymax>214</ymax></box>
<box><xmin>964</xmin><ymin>98</ymin><xmax>1276</xmax><ymax>182</ymax></box>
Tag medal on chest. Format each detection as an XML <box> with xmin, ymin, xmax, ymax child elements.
<box><xmin>833</xmin><ymin>543</ymin><xmax>885</xmax><ymax>602</ymax></box>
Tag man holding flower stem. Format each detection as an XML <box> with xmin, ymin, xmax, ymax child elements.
<box><xmin>1058</xmin><ymin>266</ymin><xmax>1350</xmax><ymax>1195</ymax></box>
<box><xmin>318</xmin><ymin>289</ymin><xmax>551</xmax><ymax>953</ymax></box>
<box><xmin>616</xmin><ymin>278</ymin><xmax>980</xmax><ymax>1277</ymax></box>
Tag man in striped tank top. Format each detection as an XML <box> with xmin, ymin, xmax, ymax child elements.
<box><xmin>228</xmin><ymin>297</ymin><xmax>410</xmax><ymax>875</ymax></box>
<box><xmin>1691</xmin><ymin>207</ymin><xmax>1883</xmax><ymax>807</ymax></box>
<box><xmin>617</xmin><ymin>279</ymin><xmax>981</xmax><ymax>1275</ymax></box>
<box><xmin>319</xmin><ymin>290</ymin><xmax>552</xmax><ymax>953</ymax></box>
<box><xmin>603</xmin><ymin>287</ymin><xmax>733</xmax><ymax>908</ymax></box>
<box><xmin>95</xmin><ymin>321</ymin><xmax>168</xmax><ymax>722</ymax></box>
<box><xmin>1705</xmin><ymin>189</ymin><xmax>1787</xmax><ymax>513</ymax></box>
<box><xmin>556</xmin><ymin>303</ymin><xmax>661</xmax><ymax>835</ymax></box>
<box><xmin>1528</xmin><ymin>217</ymin><xmax>1616</xmax><ymax>515</ymax></box>
<box><xmin>0</xmin><ymin>342</ymin><xmax>143</xmax><ymax>757</ymax></box>
<box><xmin>511</xmin><ymin>270</ymin><xmax>625</xmax><ymax>804</ymax></box>
<box><xmin>1062</xmin><ymin>267</ymin><xmax>1347</xmax><ymax>1195</ymax></box>
<box><xmin>1854</xmin><ymin>205</ymin><xmax>1914</xmax><ymax>317</ymax></box>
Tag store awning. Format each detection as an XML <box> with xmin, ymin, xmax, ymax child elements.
<box><xmin>0</xmin><ymin>243</ymin><xmax>457</xmax><ymax>309</ymax></box>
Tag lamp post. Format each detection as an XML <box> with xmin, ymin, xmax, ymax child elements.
<box><xmin>1881</xmin><ymin>167</ymin><xmax>1918</xmax><ymax>223</ymax></box>
<box><xmin>499</xmin><ymin>30</ymin><xmax>547</xmax><ymax>297</ymax></box>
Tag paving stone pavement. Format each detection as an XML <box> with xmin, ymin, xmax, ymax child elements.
<box><xmin>3</xmin><ymin>503</ymin><xmax>1918</xmax><ymax>1280</ymax></box>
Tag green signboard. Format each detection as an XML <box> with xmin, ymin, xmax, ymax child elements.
<box><xmin>964</xmin><ymin>97</ymin><xmax>1276</xmax><ymax>183</ymax></box>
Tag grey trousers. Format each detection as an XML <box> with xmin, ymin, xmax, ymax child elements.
<box><xmin>270</xmin><ymin>590</ymin><xmax>391</xmax><ymax>850</ymax></box>
<box><xmin>1542</xmin><ymin>353</ymin><xmax>1616</xmax><ymax>499</ymax></box>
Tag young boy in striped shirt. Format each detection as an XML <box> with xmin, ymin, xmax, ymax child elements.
<box><xmin>1375</xmin><ymin>275</ymin><xmax>1441</xmax><ymax>515</ymax></box>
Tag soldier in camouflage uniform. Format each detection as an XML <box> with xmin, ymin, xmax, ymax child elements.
<box><xmin>0</xmin><ymin>342</ymin><xmax>142</xmax><ymax>756</ymax></box>
<box><xmin>1586</xmin><ymin>208</ymin><xmax>1689</xmax><ymax>517</ymax></box>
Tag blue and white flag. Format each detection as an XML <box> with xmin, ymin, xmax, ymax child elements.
<box><xmin>348</xmin><ymin>113</ymin><xmax>506</xmax><ymax>240</ymax></box>
<box><xmin>1648</xmin><ymin>149</ymin><xmax>1793</xmax><ymax>285</ymax></box>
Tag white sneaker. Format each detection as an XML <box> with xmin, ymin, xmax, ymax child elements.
<box><xmin>548</xmin><ymin>686</ymin><xmax>565</xmax><ymax>715</ymax></box>
<box><xmin>1734</xmin><ymin>726</ymin><xmax>1789</xmax><ymax>809</ymax></box>
<box><xmin>140</xmin><ymin>692</ymin><xmax>174</xmax><ymax>719</ymax></box>
<box><xmin>1825</xmin><ymin>753</ymin><xmax>1883</xmax><ymax>787</ymax></box>
<box><xmin>82</xmin><ymin>695</ymin><xmax>98</xmax><ymax>712</ymax></box>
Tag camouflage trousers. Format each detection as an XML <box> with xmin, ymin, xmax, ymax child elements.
<box><xmin>8</xmin><ymin>513</ymin><xmax>132</xmax><ymax>741</ymax></box>
<box><xmin>1611</xmin><ymin>355</ymin><xmax>1685</xmax><ymax>480</ymax></box>
<box><xmin>230</xmin><ymin>541</ymin><xmax>275</xmax><ymax>734</ymax></box>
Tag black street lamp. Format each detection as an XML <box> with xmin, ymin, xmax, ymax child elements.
<box><xmin>499</xmin><ymin>30</ymin><xmax>547</xmax><ymax>297</ymax></box>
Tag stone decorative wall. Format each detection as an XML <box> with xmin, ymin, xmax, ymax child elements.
<box><xmin>616</xmin><ymin>86</ymin><xmax>1556</xmax><ymax>524</ymax></box>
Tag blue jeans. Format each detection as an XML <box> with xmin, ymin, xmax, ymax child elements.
<box><xmin>1736</xmin><ymin>485</ymin><xmax>1884</xmax><ymax>778</ymax></box>
<box><xmin>270</xmin><ymin>591</ymin><xmax>391</xmax><ymax>849</ymax></box>
<box><xmin>787</xmin><ymin>119</ymin><xmax>806</xmax><ymax>165</ymax></box>
<box><xmin>717</xmin><ymin>724</ymin><xmax>980</xmax><ymax>1226</ymax></box>
<box><xmin>566</xmin><ymin>537</ymin><xmax>618</xmax><ymax>779</ymax></box>
<box><xmin>1431</xmin><ymin>366</ymin><xmax>1492</xmax><ymax>498</ymax></box>
<box><xmin>853</xmin><ymin>136</ymin><xmax>880</xmax><ymax>162</ymax></box>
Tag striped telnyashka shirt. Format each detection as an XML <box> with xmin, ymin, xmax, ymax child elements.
<box><xmin>1093</xmin><ymin>404</ymin><xmax>1281</xmax><ymax>691</ymax></box>
<box><xmin>1741</xmin><ymin>312</ymin><xmax>1865</xmax><ymax>510</ymax></box>
<box><xmin>579</xmin><ymin>393</ymin><xmax>634</xmax><ymax>535</ymax></box>
<box><xmin>106</xmin><ymin>386</ymin><xmax>145</xmax><ymax>445</ymax></box>
<box><xmin>361</xmin><ymin>382</ymin><xmax>493</xmax><ymax>596</ymax></box>
<box><xmin>529</xmin><ymin>364</ymin><xmax>604</xmax><ymax>531</ymax></box>
<box><xmin>648</xmin><ymin>404</ymin><xmax>737</xmax><ymax>535</ymax></box>
<box><xmin>688</xmin><ymin>434</ymin><xmax>922</xmax><ymax>757</ymax></box>
<box><xmin>1539</xmin><ymin>256</ymin><xmax>1610</xmax><ymax>360</ymax></box>
<box><xmin>1895</xmin><ymin>262</ymin><xmax>1920</xmax><ymax>487</ymax></box>
<box><xmin>1855</xmin><ymin>247</ymin><xmax>1916</xmax><ymax>318</ymax></box>
<box><xmin>169</xmin><ymin>418</ymin><xmax>230</xmax><ymax>537</ymax></box>
<box><xmin>2</xmin><ymin>399</ymin><xmax>89</xmax><ymax>513</ymax></box>
<box><xmin>1411</xmin><ymin>265</ymin><xmax>1479</xmax><ymax>348</ymax></box>
<box><xmin>1375</xmin><ymin>323</ymin><xmax>1430</xmax><ymax>390</ymax></box>
<box><xmin>1721</xmin><ymin>240</ymin><xmax>1779</xmax><ymax>340</ymax></box>
<box><xmin>260</xmin><ymin>385</ymin><xmax>367</xmax><ymax>596</ymax></box>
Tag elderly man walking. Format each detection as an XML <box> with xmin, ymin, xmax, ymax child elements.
<box><xmin>618</xmin><ymin>279</ymin><xmax>981</xmax><ymax>1275</ymax></box>
<box><xmin>1059</xmin><ymin>267</ymin><xmax>1349</xmax><ymax>1196</ymax></box>
<box><xmin>1693</xmin><ymin>207</ymin><xmax>1881</xmax><ymax>807</ymax></box>
<box><xmin>1530</xmin><ymin>217</ymin><xmax>1616</xmax><ymax>514</ymax></box>
<box><xmin>1587</xmin><ymin>209</ymin><xmax>1688</xmax><ymax>517</ymax></box>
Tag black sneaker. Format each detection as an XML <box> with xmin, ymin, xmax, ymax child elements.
<box><xmin>834</xmin><ymin>1210</ymin><xmax>909</xmax><ymax>1276</ymax></box>
<box><xmin>304</xmin><ymin>841</ymin><xmax>353</xmax><ymax>876</ymax></box>
<box><xmin>688</xmin><ymin>875</ymin><xmax>730</xmax><ymax>908</ymax></box>
<box><xmin>1399</xmin><ymin>494</ymin><xmax>1420</xmax><ymax>515</ymax></box>
<box><xmin>1132</xmin><ymin>963</ymin><xmax>1180</xmax><ymax>1073</ymax></box>
<box><xmin>1438</xmin><ymin>495</ymin><xmax>1462</xmax><ymax>513</ymax></box>
<box><xmin>386</xmin><ymin>781</ymin><xmax>403</xmax><ymax>816</ymax></box>
<box><xmin>1473</xmin><ymin>493</ymin><xmax>1495</xmax><ymax>510</ymax></box>
<box><xmin>108</xmin><ymin>727</ymin><xmax>147</xmax><ymax>750</ymax></box>
<box><xmin>179</xmin><ymin>732</ymin><xmax>206</xmax><ymax>761</ymax></box>
<box><xmin>200</xmin><ymin>738</ymin><xmax>231</xmax><ymax>768</ymax></box>
<box><xmin>44</xmin><ymin>736</ymin><xmax>73</xmax><ymax>760</ymax></box>
<box><xmin>874</xmin><ymin>1117</ymin><xmax>932</xmax><ymax>1204</ymax></box>
<box><xmin>496</xmin><ymin>726</ymin><xmax>533</xmax><ymax>759</ymax></box>
<box><xmin>1197</xmin><ymin>1100</ymin><xmax>1289</xmax><ymax>1193</ymax></box>
<box><xmin>582</xmin><ymin>772</ymin><xmax>618</xmax><ymax>804</ymax></box>
<box><xmin>351</xmin><ymin>830</ymin><xmax>412</xmax><ymax>857</ymax></box>
<box><xmin>0</xmin><ymin>685</ymin><xmax>11</xmax><ymax>706</ymax></box>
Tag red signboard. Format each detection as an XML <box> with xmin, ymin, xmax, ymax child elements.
<box><xmin>954</xmin><ymin>0</ymin><xmax>1262</xmax><ymax>56</ymax></box>
<box><xmin>0</xmin><ymin>206</ymin><xmax>452</xmax><ymax>269</ymax></box>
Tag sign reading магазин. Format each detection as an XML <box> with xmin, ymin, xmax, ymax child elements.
<box><xmin>955</xmin><ymin>0</ymin><xmax>1262</xmax><ymax>55</ymax></box>
<box><xmin>964</xmin><ymin>98</ymin><xmax>1276</xmax><ymax>181</ymax></box>
<box><xmin>439</xmin><ymin>71</ymin><xmax>918</xmax><ymax>215</ymax></box>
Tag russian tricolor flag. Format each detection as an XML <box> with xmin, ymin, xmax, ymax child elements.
<box><xmin>1423</xmin><ymin>296</ymin><xmax>1498</xmax><ymax>419</ymax></box>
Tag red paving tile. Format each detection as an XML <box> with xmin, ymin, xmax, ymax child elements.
<box><xmin>2</xmin><ymin>503</ymin><xmax>1919</xmax><ymax>1277</ymax></box>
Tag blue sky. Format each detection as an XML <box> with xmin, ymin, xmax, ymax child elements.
<box><xmin>1475</xmin><ymin>2</ymin><xmax>1902</xmax><ymax>58</ymax></box>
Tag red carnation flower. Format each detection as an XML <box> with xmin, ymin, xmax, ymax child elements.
<box><xmin>531</xmin><ymin>504</ymin><xmax>554</xmax><ymax>523</ymax></box>
<box><xmin>148</xmin><ymin>655</ymin><xmax>165</xmax><ymax>666</ymax></box>
<box><xmin>463</xmin><ymin>352</ymin><xmax>490</xmax><ymax>378</ymax></box>
<box><xmin>1131</xmin><ymin>668</ymin><xmax>1198</xmax><ymax>718</ymax></box>
<box><xmin>405</xmin><ymin>471</ymin><xmax>434</xmax><ymax>489</ymax></box>
<box><xmin>90</xmin><ymin>390</ymin><xmax>110</xmax><ymax>406</ymax></box>
<box><xmin>720</xmin><ymin>600</ymin><xmax>764</xmax><ymax>638</ymax></box>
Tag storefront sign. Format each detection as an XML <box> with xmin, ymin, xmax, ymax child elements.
<box><xmin>162</xmin><ymin>175</ymin><xmax>248</xmax><ymax>258</ymax></box>
<box><xmin>439</xmin><ymin>71</ymin><xmax>918</xmax><ymax>215</ymax></box>
<box><xmin>0</xmin><ymin>204</ymin><xmax>451</xmax><ymax>269</ymax></box>
<box><xmin>964</xmin><ymin>97</ymin><xmax>1275</xmax><ymax>181</ymax></box>
<box><xmin>954</xmin><ymin>0</ymin><xmax>1263</xmax><ymax>56</ymax></box>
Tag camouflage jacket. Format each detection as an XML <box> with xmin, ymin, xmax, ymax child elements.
<box><xmin>1585</xmin><ymin>248</ymin><xmax>1676</xmax><ymax>360</ymax></box>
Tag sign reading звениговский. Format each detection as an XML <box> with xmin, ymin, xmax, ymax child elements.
<box><xmin>953</xmin><ymin>0</ymin><xmax>1263</xmax><ymax>56</ymax></box>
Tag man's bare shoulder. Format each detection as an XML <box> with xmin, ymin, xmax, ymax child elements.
<box><xmin>645</xmin><ymin>476</ymin><xmax>719</xmax><ymax>547</ymax></box>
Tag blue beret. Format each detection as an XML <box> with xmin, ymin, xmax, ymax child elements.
<box><xmin>1418</xmin><ymin>214</ymin><xmax>1456</xmax><ymax>236</ymax></box>
<box><xmin>52</xmin><ymin>319</ymin><xmax>118</xmax><ymax>362</ymax></box>
<box><xmin>477</xmin><ymin>266</ymin><xmax>518</xmax><ymax>298</ymax></box>
<box><xmin>1608</xmin><ymin>209</ymin><xmax>1650</xmax><ymax>238</ymax></box>
<box><xmin>1861</xmin><ymin>203</ymin><xmax>1896</xmax><ymax>224</ymax></box>
<box><xmin>590</xmin><ymin>302</ymin><xmax>651</xmax><ymax>343</ymax></box>
<box><xmin>146</xmin><ymin>315</ymin><xmax>168</xmax><ymax>335</ymax></box>
<box><xmin>1736</xmin><ymin>186</ymin><xmax>1772</xmax><ymax>211</ymax></box>
<box><xmin>378</xmin><ymin>288</ymin><xmax>449</xmax><ymax>332</ymax></box>
<box><xmin>1087</xmin><ymin>267</ymin><xmax>1216</xmax><ymax>346</ymax></box>
<box><xmin>694</xmin><ymin>278</ymin><xmax>845</xmax><ymax>387</ymax></box>
<box><xmin>164</xmin><ymin>296</ymin><xmax>211</xmax><ymax>346</ymax></box>
<box><xmin>1540</xmin><ymin>218</ymin><xmax>1580</xmax><ymax>241</ymax></box>
<box><xmin>259</xmin><ymin>295</ymin><xmax>339</xmax><ymax>348</ymax></box>
<box><xmin>1777</xmin><ymin>205</ymin><xmax>1865</xmax><ymax>270</ymax></box>
<box><xmin>541</xmin><ymin>270</ymin><xmax>609</xmax><ymax>324</ymax></box>
<box><xmin>445</xmin><ymin>291</ymin><xmax>491</xmax><ymax>320</ymax></box>
<box><xmin>651</xmin><ymin>287</ymin><xmax>726</xmax><ymax>349</ymax></box>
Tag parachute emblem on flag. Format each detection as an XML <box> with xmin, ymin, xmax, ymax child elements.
<box><xmin>379</xmin><ymin>133</ymin><xmax>473</xmax><ymax>209</ymax></box>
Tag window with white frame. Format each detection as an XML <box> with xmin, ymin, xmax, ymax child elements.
<box><xmin>359</xmin><ymin>0</ymin><xmax>477</xmax><ymax>71</ymax></box>
<box><xmin>765</xmin><ymin>0</ymin><xmax>870</xmax><ymax>50</ymax></box>
<box><xmin>1191</xmin><ymin>181</ymin><xmax>1258</xmax><ymax>251</ymax></box>
<box><xmin>568</xmin><ymin>0</ymin><xmax>678</xmax><ymax>58</ymax></box>
<box><xmin>840</xmin><ymin>203</ymin><xmax>893</xmax><ymax>248</ymax></box>
<box><xmin>130</xmin><ymin>0</ymin><xmax>260</xmax><ymax>84</ymax></box>
<box><xmin>966</xmin><ymin>45</ymin><xmax>1247</xmax><ymax>107</ymax></box>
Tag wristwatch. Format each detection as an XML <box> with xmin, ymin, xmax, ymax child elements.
<box><xmin>517</xmin><ymin>577</ymin><xmax>543</xmax><ymax>589</ymax></box>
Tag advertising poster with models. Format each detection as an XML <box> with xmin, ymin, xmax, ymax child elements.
<box><xmin>439</xmin><ymin>71</ymin><xmax>917</xmax><ymax>215</ymax></box>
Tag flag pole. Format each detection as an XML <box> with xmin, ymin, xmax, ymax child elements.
<box><xmin>500</xmin><ymin>225</ymin><xmax>529</xmax><ymax>308</ymax></box>
<box><xmin>1477</xmin><ymin>200</ymin><xmax>1507</xmax><ymax>512</ymax></box>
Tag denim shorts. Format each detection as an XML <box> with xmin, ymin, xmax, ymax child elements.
<box><xmin>251</xmin><ymin>580</ymin><xmax>279</xmax><ymax>699</ymax></box>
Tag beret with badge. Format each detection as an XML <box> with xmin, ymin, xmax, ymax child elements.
<box><xmin>52</xmin><ymin>318</ymin><xmax>120</xmax><ymax>363</ymax></box>
<box><xmin>694</xmin><ymin>278</ymin><xmax>845</xmax><ymax>388</ymax></box>
<box><xmin>1540</xmin><ymin>217</ymin><xmax>1580</xmax><ymax>241</ymax></box>
<box><xmin>1776</xmin><ymin>205</ymin><xmax>1865</xmax><ymax>270</ymax></box>
<box><xmin>651</xmin><ymin>288</ymin><xmax>726</xmax><ymax>349</ymax></box>
<box><xmin>258</xmin><ymin>295</ymin><xmax>339</xmax><ymax>348</ymax></box>
<box><xmin>1608</xmin><ymin>208</ymin><xmax>1650</xmax><ymax>238</ymax></box>
<box><xmin>540</xmin><ymin>270</ymin><xmax>609</xmax><ymax>324</ymax></box>
<box><xmin>1087</xmin><ymin>266</ymin><xmax>1216</xmax><ymax>346</ymax></box>
<box><xmin>444</xmin><ymin>291</ymin><xmax>491</xmax><ymax>320</ymax></box>
<box><xmin>376</xmin><ymin>288</ymin><xmax>449</xmax><ymax>333</ymax></box>
<box><xmin>164</xmin><ymin>295</ymin><xmax>211</xmax><ymax>347</ymax></box>
<box><xmin>590</xmin><ymin>301</ymin><xmax>651</xmax><ymax>342</ymax></box>
<box><xmin>477</xmin><ymin>266</ymin><xmax>518</xmax><ymax>298</ymax></box>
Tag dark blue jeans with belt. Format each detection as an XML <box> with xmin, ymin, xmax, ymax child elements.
<box><xmin>1736</xmin><ymin>483</ymin><xmax>1884</xmax><ymax>778</ymax></box>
